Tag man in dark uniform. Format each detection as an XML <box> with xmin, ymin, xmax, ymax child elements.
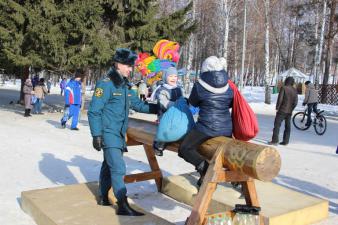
<box><xmin>88</xmin><ymin>48</ymin><xmax>157</xmax><ymax>216</ymax></box>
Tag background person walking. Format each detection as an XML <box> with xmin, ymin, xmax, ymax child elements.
<box><xmin>268</xmin><ymin>77</ymin><xmax>298</xmax><ymax>146</ymax></box>
<box><xmin>46</xmin><ymin>79</ymin><xmax>52</xmax><ymax>93</ymax></box>
<box><xmin>60</xmin><ymin>78</ymin><xmax>67</xmax><ymax>96</ymax></box>
<box><xmin>23</xmin><ymin>79</ymin><xmax>34</xmax><ymax>117</ymax></box>
<box><xmin>60</xmin><ymin>73</ymin><xmax>82</xmax><ymax>130</ymax></box>
<box><xmin>32</xmin><ymin>78</ymin><xmax>48</xmax><ymax>114</ymax></box>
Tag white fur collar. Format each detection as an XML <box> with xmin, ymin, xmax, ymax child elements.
<box><xmin>197</xmin><ymin>78</ymin><xmax>229</xmax><ymax>94</ymax></box>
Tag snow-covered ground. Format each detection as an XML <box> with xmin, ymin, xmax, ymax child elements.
<box><xmin>0</xmin><ymin>81</ymin><xmax>337</xmax><ymax>225</ymax></box>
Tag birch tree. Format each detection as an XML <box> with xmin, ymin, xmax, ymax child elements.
<box><xmin>184</xmin><ymin>0</ymin><xmax>196</xmax><ymax>94</ymax></box>
<box><xmin>322</xmin><ymin>0</ymin><xmax>337</xmax><ymax>85</ymax></box>
<box><xmin>314</xmin><ymin>0</ymin><xmax>327</xmax><ymax>85</ymax></box>
<box><xmin>264</xmin><ymin>0</ymin><xmax>271</xmax><ymax>104</ymax></box>
<box><xmin>312</xmin><ymin>3</ymin><xmax>320</xmax><ymax>82</ymax></box>
<box><xmin>222</xmin><ymin>0</ymin><xmax>230</xmax><ymax>70</ymax></box>
<box><xmin>322</xmin><ymin>0</ymin><xmax>337</xmax><ymax>102</ymax></box>
<box><xmin>239</xmin><ymin>0</ymin><xmax>247</xmax><ymax>92</ymax></box>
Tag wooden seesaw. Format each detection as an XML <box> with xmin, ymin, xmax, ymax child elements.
<box><xmin>125</xmin><ymin>118</ymin><xmax>281</xmax><ymax>225</ymax></box>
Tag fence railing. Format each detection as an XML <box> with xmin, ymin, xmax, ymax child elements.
<box><xmin>316</xmin><ymin>84</ymin><xmax>338</xmax><ymax>105</ymax></box>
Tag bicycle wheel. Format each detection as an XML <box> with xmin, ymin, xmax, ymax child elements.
<box><xmin>314</xmin><ymin>115</ymin><xmax>327</xmax><ymax>135</ymax></box>
<box><xmin>293</xmin><ymin>112</ymin><xmax>311</xmax><ymax>130</ymax></box>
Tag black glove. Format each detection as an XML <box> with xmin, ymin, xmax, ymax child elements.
<box><xmin>302</xmin><ymin>103</ymin><xmax>306</xmax><ymax>106</ymax></box>
<box><xmin>93</xmin><ymin>136</ymin><xmax>103</xmax><ymax>151</ymax></box>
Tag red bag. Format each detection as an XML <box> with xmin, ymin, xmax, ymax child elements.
<box><xmin>228</xmin><ymin>80</ymin><xmax>259</xmax><ymax>141</ymax></box>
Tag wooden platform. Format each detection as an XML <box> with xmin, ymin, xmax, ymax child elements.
<box><xmin>162</xmin><ymin>173</ymin><xmax>329</xmax><ymax>225</ymax></box>
<box><xmin>21</xmin><ymin>182</ymin><xmax>173</xmax><ymax>225</ymax></box>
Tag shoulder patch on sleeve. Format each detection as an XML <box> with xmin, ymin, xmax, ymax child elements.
<box><xmin>94</xmin><ymin>88</ymin><xmax>104</xmax><ymax>97</ymax></box>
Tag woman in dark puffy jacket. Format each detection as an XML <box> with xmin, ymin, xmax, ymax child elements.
<box><xmin>178</xmin><ymin>56</ymin><xmax>234</xmax><ymax>188</ymax></box>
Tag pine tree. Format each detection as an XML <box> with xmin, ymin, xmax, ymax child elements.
<box><xmin>0</xmin><ymin>0</ymin><xmax>35</xmax><ymax>102</ymax></box>
<box><xmin>101</xmin><ymin>0</ymin><xmax>196</xmax><ymax>52</ymax></box>
<box><xmin>58</xmin><ymin>0</ymin><xmax>114</xmax><ymax>70</ymax></box>
<box><xmin>0</xmin><ymin>1</ymin><xmax>30</xmax><ymax>67</ymax></box>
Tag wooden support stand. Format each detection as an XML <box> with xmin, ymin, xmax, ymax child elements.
<box><xmin>186</xmin><ymin>144</ymin><xmax>262</xmax><ymax>225</ymax></box>
<box><xmin>124</xmin><ymin>144</ymin><xmax>163</xmax><ymax>191</ymax></box>
<box><xmin>122</xmin><ymin>118</ymin><xmax>279</xmax><ymax>225</ymax></box>
<box><xmin>124</xmin><ymin>141</ymin><xmax>263</xmax><ymax>225</ymax></box>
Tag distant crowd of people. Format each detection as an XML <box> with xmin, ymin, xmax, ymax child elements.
<box><xmin>22</xmin><ymin>74</ymin><xmax>83</xmax><ymax>131</ymax></box>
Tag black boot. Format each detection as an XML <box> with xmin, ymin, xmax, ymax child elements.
<box><xmin>153</xmin><ymin>141</ymin><xmax>165</xmax><ymax>156</ymax></box>
<box><xmin>24</xmin><ymin>109</ymin><xmax>29</xmax><ymax>117</ymax></box>
<box><xmin>28</xmin><ymin>109</ymin><xmax>32</xmax><ymax>116</ymax></box>
<box><xmin>196</xmin><ymin>160</ymin><xmax>209</xmax><ymax>188</ymax></box>
<box><xmin>117</xmin><ymin>196</ymin><xmax>145</xmax><ymax>216</ymax></box>
<box><xmin>97</xmin><ymin>195</ymin><xmax>111</xmax><ymax>206</ymax></box>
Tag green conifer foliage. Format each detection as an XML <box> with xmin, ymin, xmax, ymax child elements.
<box><xmin>0</xmin><ymin>1</ymin><xmax>30</xmax><ymax>67</ymax></box>
<box><xmin>58</xmin><ymin>0</ymin><xmax>114</xmax><ymax>71</ymax></box>
<box><xmin>101</xmin><ymin>0</ymin><xmax>196</xmax><ymax>52</ymax></box>
<box><xmin>0</xmin><ymin>0</ymin><xmax>195</xmax><ymax>73</ymax></box>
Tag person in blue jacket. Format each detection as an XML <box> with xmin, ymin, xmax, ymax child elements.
<box><xmin>60</xmin><ymin>72</ymin><xmax>82</xmax><ymax>130</ymax></box>
<box><xmin>87</xmin><ymin>48</ymin><xmax>157</xmax><ymax>216</ymax></box>
<box><xmin>178</xmin><ymin>56</ymin><xmax>234</xmax><ymax>189</ymax></box>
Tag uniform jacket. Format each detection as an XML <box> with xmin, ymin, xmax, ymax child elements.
<box><xmin>303</xmin><ymin>83</ymin><xmax>318</xmax><ymax>104</ymax></box>
<box><xmin>88</xmin><ymin>67</ymin><xmax>156</xmax><ymax>149</ymax></box>
<box><xmin>189</xmin><ymin>70</ymin><xmax>233</xmax><ymax>137</ymax></box>
<box><xmin>276</xmin><ymin>85</ymin><xmax>298</xmax><ymax>114</ymax></box>
<box><xmin>65</xmin><ymin>79</ymin><xmax>82</xmax><ymax>105</ymax></box>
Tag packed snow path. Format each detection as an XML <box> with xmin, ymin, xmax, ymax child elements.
<box><xmin>0</xmin><ymin>86</ymin><xmax>337</xmax><ymax>225</ymax></box>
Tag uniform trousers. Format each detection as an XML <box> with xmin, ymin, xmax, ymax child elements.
<box><xmin>99</xmin><ymin>147</ymin><xmax>126</xmax><ymax>201</ymax></box>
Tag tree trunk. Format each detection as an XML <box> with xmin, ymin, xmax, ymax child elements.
<box><xmin>264</xmin><ymin>0</ymin><xmax>271</xmax><ymax>104</ymax></box>
<box><xmin>290</xmin><ymin>19</ymin><xmax>296</xmax><ymax>68</ymax></box>
<box><xmin>286</xmin><ymin>16</ymin><xmax>292</xmax><ymax>69</ymax></box>
<box><xmin>321</xmin><ymin>0</ymin><xmax>336</xmax><ymax>103</ymax></box>
<box><xmin>312</xmin><ymin>4</ymin><xmax>320</xmax><ymax>82</ymax></box>
<box><xmin>222</xmin><ymin>0</ymin><xmax>230</xmax><ymax>71</ymax></box>
<box><xmin>251</xmin><ymin>59</ymin><xmax>255</xmax><ymax>87</ymax></box>
<box><xmin>315</xmin><ymin>0</ymin><xmax>327</xmax><ymax>85</ymax></box>
<box><xmin>334</xmin><ymin>63</ymin><xmax>338</xmax><ymax>84</ymax></box>
<box><xmin>239</xmin><ymin>0</ymin><xmax>247</xmax><ymax>92</ymax></box>
<box><xmin>184</xmin><ymin>0</ymin><xmax>196</xmax><ymax>95</ymax></box>
<box><xmin>234</xmin><ymin>16</ymin><xmax>238</xmax><ymax>83</ymax></box>
<box><xmin>19</xmin><ymin>66</ymin><xmax>30</xmax><ymax>104</ymax></box>
<box><xmin>127</xmin><ymin>118</ymin><xmax>281</xmax><ymax>182</ymax></box>
<box><xmin>244</xmin><ymin>53</ymin><xmax>251</xmax><ymax>86</ymax></box>
<box><xmin>81</xmin><ymin>68</ymin><xmax>88</xmax><ymax>111</ymax></box>
<box><xmin>273</xmin><ymin>52</ymin><xmax>279</xmax><ymax>85</ymax></box>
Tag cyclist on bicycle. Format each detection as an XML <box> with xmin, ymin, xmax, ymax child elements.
<box><xmin>302</xmin><ymin>81</ymin><xmax>319</xmax><ymax>126</ymax></box>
